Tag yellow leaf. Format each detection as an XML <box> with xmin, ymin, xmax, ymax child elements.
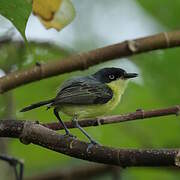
<box><xmin>33</xmin><ymin>0</ymin><xmax>75</xmax><ymax>31</ymax></box>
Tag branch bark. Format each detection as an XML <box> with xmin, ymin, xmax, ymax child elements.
<box><xmin>1</xmin><ymin>31</ymin><xmax>180</xmax><ymax>93</ymax></box>
<box><xmin>43</xmin><ymin>105</ymin><xmax>180</xmax><ymax>130</ymax></box>
<box><xmin>0</xmin><ymin>120</ymin><xmax>179</xmax><ymax>167</ymax></box>
<box><xmin>25</xmin><ymin>164</ymin><xmax>119</xmax><ymax>180</ymax></box>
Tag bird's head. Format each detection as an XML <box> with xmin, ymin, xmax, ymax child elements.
<box><xmin>93</xmin><ymin>67</ymin><xmax>138</xmax><ymax>84</ymax></box>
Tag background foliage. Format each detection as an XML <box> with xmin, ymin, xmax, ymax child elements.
<box><xmin>0</xmin><ymin>0</ymin><xmax>180</xmax><ymax>179</ymax></box>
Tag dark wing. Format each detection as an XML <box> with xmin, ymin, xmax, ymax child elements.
<box><xmin>52</xmin><ymin>76</ymin><xmax>113</xmax><ymax>105</ymax></box>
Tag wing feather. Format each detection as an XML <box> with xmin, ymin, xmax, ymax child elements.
<box><xmin>52</xmin><ymin>77</ymin><xmax>113</xmax><ymax>105</ymax></box>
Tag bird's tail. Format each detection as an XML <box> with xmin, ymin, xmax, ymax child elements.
<box><xmin>20</xmin><ymin>99</ymin><xmax>55</xmax><ymax>112</ymax></box>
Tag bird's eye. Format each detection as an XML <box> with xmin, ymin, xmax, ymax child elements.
<box><xmin>108</xmin><ymin>74</ymin><xmax>115</xmax><ymax>80</ymax></box>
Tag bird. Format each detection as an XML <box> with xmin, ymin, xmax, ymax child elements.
<box><xmin>20</xmin><ymin>67</ymin><xmax>138</xmax><ymax>145</ymax></box>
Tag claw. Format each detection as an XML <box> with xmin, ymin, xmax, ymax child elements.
<box><xmin>91</xmin><ymin>140</ymin><xmax>100</xmax><ymax>145</ymax></box>
<box><xmin>64</xmin><ymin>133</ymin><xmax>77</xmax><ymax>139</ymax></box>
<box><xmin>87</xmin><ymin>140</ymin><xmax>101</xmax><ymax>152</ymax></box>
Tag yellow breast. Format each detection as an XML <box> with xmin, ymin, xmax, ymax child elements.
<box><xmin>106</xmin><ymin>79</ymin><xmax>127</xmax><ymax>110</ymax></box>
<box><xmin>60</xmin><ymin>79</ymin><xmax>127</xmax><ymax>119</ymax></box>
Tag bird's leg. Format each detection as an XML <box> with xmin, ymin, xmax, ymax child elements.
<box><xmin>72</xmin><ymin>115</ymin><xmax>99</xmax><ymax>145</ymax></box>
<box><xmin>54</xmin><ymin>108</ymin><xmax>75</xmax><ymax>137</ymax></box>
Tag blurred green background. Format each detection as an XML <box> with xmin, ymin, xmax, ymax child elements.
<box><xmin>0</xmin><ymin>0</ymin><xmax>180</xmax><ymax>179</ymax></box>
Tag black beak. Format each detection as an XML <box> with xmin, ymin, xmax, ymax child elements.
<box><xmin>124</xmin><ymin>73</ymin><xmax>138</xmax><ymax>79</ymax></box>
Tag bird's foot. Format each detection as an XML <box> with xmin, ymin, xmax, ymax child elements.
<box><xmin>64</xmin><ymin>132</ymin><xmax>77</xmax><ymax>139</ymax></box>
<box><xmin>87</xmin><ymin>140</ymin><xmax>101</xmax><ymax>152</ymax></box>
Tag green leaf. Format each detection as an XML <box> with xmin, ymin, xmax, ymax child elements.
<box><xmin>0</xmin><ymin>0</ymin><xmax>32</xmax><ymax>40</ymax></box>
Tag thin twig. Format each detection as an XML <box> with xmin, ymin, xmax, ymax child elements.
<box><xmin>0</xmin><ymin>154</ymin><xmax>24</xmax><ymax>180</ymax></box>
<box><xmin>0</xmin><ymin>120</ymin><xmax>179</xmax><ymax>167</ymax></box>
<box><xmin>43</xmin><ymin>105</ymin><xmax>180</xmax><ymax>130</ymax></box>
<box><xmin>1</xmin><ymin>31</ymin><xmax>180</xmax><ymax>93</ymax></box>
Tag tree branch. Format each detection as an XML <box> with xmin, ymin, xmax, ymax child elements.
<box><xmin>1</xmin><ymin>31</ymin><xmax>180</xmax><ymax>93</ymax></box>
<box><xmin>0</xmin><ymin>120</ymin><xmax>179</xmax><ymax>167</ymax></box>
<box><xmin>43</xmin><ymin>105</ymin><xmax>180</xmax><ymax>131</ymax></box>
<box><xmin>25</xmin><ymin>164</ymin><xmax>119</xmax><ymax>180</ymax></box>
